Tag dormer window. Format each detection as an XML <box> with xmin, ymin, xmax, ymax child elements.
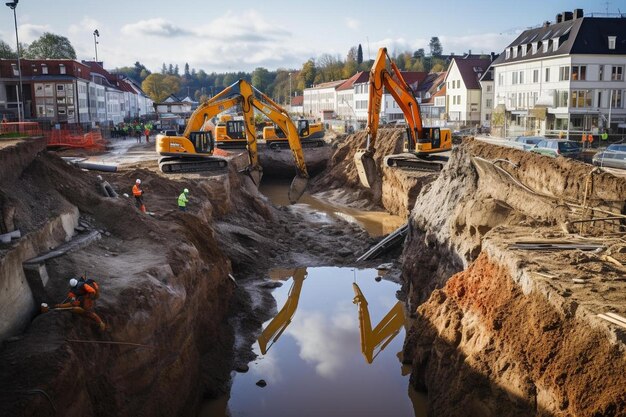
<box><xmin>506</xmin><ymin>49</ymin><xmax>511</xmax><ymax>59</ymax></box>
<box><xmin>553</xmin><ymin>38</ymin><xmax>560</xmax><ymax>50</ymax></box>
<box><xmin>532</xmin><ymin>42</ymin><xmax>538</xmax><ymax>54</ymax></box>
<box><xmin>608</xmin><ymin>36</ymin><xmax>616</xmax><ymax>50</ymax></box>
<box><xmin>543</xmin><ymin>41</ymin><xmax>549</xmax><ymax>53</ymax></box>
<box><xmin>513</xmin><ymin>48</ymin><xmax>518</xmax><ymax>58</ymax></box>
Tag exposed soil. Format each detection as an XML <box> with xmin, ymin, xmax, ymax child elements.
<box><xmin>0</xmin><ymin>138</ymin><xmax>376</xmax><ymax>417</ymax></box>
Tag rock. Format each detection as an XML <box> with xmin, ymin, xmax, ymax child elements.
<box><xmin>376</xmin><ymin>263</ymin><xmax>393</xmax><ymax>271</ymax></box>
<box><xmin>256</xmin><ymin>379</ymin><xmax>267</xmax><ymax>387</ymax></box>
<box><xmin>375</xmin><ymin>277</ymin><xmax>382</xmax><ymax>282</ymax></box>
<box><xmin>235</xmin><ymin>365</ymin><xmax>249</xmax><ymax>373</ymax></box>
<box><xmin>337</xmin><ymin>248</ymin><xmax>352</xmax><ymax>257</ymax></box>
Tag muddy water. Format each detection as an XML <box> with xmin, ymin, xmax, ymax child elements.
<box><xmin>200</xmin><ymin>267</ymin><xmax>426</xmax><ymax>417</ymax></box>
<box><xmin>260</xmin><ymin>179</ymin><xmax>405</xmax><ymax>237</ymax></box>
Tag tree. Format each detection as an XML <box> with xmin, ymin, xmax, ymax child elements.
<box><xmin>298</xmin><ymin>59</ymin><xmax>316</xmax><ymax>90</ymax></box>
<box><xmin>251</xmin><ymin>67</ymin><xmax>272</xmax><ymax>91</ymax></box>
<box><xmin>24</xmin><ymin>32</ymin><xmax>76</xmax><ymax>59</ymax></box>
<box><xmin>0</xmin><ymin>39</ymin><xmax>16</xmax><ymax>58</ymax></box>
<box><xmin>413</xmin><ymin>48</ymin><xmax>425</xmax><ymax>59</ymax></box>
<box><xmin>357</xmin><ymin>44</ymin><xmax>363</xmax><ymax>65</ymax></box>
<box><xmin>168</xmin><ymin>64</ymin><xmax>174</xmax><ymax>75</ymax></box>
<box><xmin>429</xmin><ymin>37</ymin><xmax>443</xmax><ymax>57</ymax></box>
<box><xmin>141</xmin><ymin>74</ymin><xmax>181</xmax><ymax>102</ymax></box>
<box><xmin>184</xmin><ymin>63</ymin><xmax>190</xmax><ymax>77</ymax></box>
<box><xmin>174</xmin><ymin>64</ymin><xmax>179</xmax><ymax>76</ymax></box>
<box><xmin>161</xmin><ymin>63</ymin><xmax>167</xmax><ymax>74</ymax></box>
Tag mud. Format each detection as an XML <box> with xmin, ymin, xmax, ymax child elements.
<box><xmin>0</xmin><ymin>141</ymin><xmax>375</xmax><ymax>416</ymax></box>
<box><xmin>310</xmin><ymin>129</ymin><xmax>436</xmax><ymax>217</ymax></box>
<box><xmin>398</xmin><ymin>139</ymin><xmax>626</xmax><ymax>416</ymax></box>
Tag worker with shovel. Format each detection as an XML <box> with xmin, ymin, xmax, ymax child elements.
<box><xmin>41</xmin><ymin>275</ymin><xmax>106</xmax><ymax>331</ymax></box>
<box><xmin>132</xmin><ymin>178</ymin><xmax>147</xmax><ymax>213</ymax></box>
<box><xmin>177</xmin><ymin>188</ymin><xmax>189</xmax><ymax>211</ymax></box>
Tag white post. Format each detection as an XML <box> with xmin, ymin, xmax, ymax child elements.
<box><xmin>608</xmin><ymin>89</ymin><xmax>613</xmax><ymax>130</ymax></box>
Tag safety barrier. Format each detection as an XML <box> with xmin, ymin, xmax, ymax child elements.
<box><xmin>0</xmin><ymin>122</ymin><xmax>42</xmax><ymax>137</ymax></box>
<box><xmin>45</xmin><ymin>129</ymin><xmax>106</xmax><ymax>151</ymax></box>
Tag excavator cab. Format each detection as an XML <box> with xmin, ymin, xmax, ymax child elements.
<box><xmin>190</xmin><ymin>131</ymin><xmax>215</xmax><ymax>153</ymax></box>
<box><xmin>297</xmin><ymin>119</ymin><xmax>310</xmax><ymax>137</ymax></box>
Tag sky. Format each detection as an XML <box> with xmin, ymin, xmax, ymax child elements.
<box><xmin>0</xmin><ymin>0</ymin><xmax>622</xmax><ymax>74</ymax></box>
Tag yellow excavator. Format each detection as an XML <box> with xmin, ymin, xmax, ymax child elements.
<box><xmin>352</xmin><ymin>282</ymin><xmax>405</xmax><ymax>364</ymax></box>
<box><xmin>263</xmin><ymin>119</ymin><xmax>325</xmax><ymax>149</ymax></box>
<box><xmin>156</xmin><ymin>79</ymin><xmax>309</xmax><ymax>203</ymax></box>
<box><xmin>257</xmin><ymin>268</ymin><xmax>307</xmax><ymax>354</ymax></box>
<box><xmin>354</xmin><ymin>47</ymin><xmax>452</xmax><ymax>188</ymax></box>
<box><xmin>214</xmin><ymin>114</ymin><xmax>248</xmax><ymax>150</ymax></box>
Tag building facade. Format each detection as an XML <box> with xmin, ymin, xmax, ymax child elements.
<box><xmin>491</xmin><ymin>9</ymin><xmax>626</xmax><ymax>137</ymax></box>
<box><xmin>445</xmin><ymin>56</ymin><xmax>494</xmax><ymax>127</ymax></box>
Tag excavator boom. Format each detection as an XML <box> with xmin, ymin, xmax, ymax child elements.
<box><xmin>354</xmin><ymin>47</ymin><xmax>452</xmax><ymax>188</ymax></box>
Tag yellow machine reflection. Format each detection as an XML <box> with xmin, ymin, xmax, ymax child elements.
<box><xmin>258</xmin><ymin>268</ymin><xmax>307</xmax><ymax>354</ymax></box>
<box><xmin>352</xmin><ymin>283</ymin><xmax>406</xmax><ymax>364</ymax></box>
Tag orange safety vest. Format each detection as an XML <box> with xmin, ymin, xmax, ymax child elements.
<box><xmin>132</xmin><ymin>184</ymin><xmax>142</xmax><ymax>197</ymax></box>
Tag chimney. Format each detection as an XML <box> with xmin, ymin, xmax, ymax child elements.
<box><xmin>543</xmin><ymin>21</ymin><xmax>551</xmax><ymax>27</ymax></box>
<box><xmin>490</xmin><ymin>52</ymin><xmax>496</xmax><ymax>61</ymax></box>
<box><xmin>556</xmin><ymin>13</ymin><xmax>563</xmax><ymax>23</ymax></box>
<box><xmin>574</xmin><ymin>8</ymin><xmax>584</xmax><ymax>19</ymax></box>
<box><xmin>563</xmin><ymin>11</ymin><xmax>573</xmax><ymax>21</ymax></box>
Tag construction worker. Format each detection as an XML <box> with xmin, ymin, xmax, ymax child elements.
<box><xmin>178</xmin><ymin>188</ymin><xmax>189</xmax><ymax>211</ymax></box>
<box><xmin>601</xmin><ymin>129</ymin><xmax>609</xmax><ymax>143</ymax></box>
<box><xmin>50</xmin><ymin>276</ymin><xmax>106</xmax><ymax>331</ymax></box>
<box><xmin>133</xmin><ymin>178</ymin><xmax>146</xmax><ymax>213</ymax></box>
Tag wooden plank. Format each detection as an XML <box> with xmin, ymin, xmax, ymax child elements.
<box><xmin>604</xmin><ymin>312</ymin><xmax>626</xmax><ymax>326</ymax></box>
<box><xmin>597</xmin><ymin>314</ymin><xmax>626</xmax><ymax>330</ymax></box>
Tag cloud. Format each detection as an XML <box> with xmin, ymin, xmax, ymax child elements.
<box><xmin>195</xmin><ymin>10</ymin><xmax>290</xmax><ymax>42</ymax></box>
<box><xmin>121</xmin><ymin>18</ymin><xmax>191</xmax><ymax>37</ymax></box>
<box><xmin>19</xmin><ymin>23</ymin><xmax>50</xmax><ymax>43</ymax></box>
<box><xmin>286</xmin><ymin>310</ymin><xmax>358</xmax><ymax>379</ymax></box>
<box><xmin>372</xmin><ymin>32</ymin><xmax>510</xmax><ymax>57</ymax></box>
<box><xmin>346</xmin><ymin>17</ymin><xmax>360</xmax><ymax>31</ymax></box>
<box><xmin>68</xmin><ymin>17</ymin><xmax>100</xmax><ymax>36</ymax></box>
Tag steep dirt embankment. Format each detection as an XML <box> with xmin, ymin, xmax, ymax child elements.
<box><xmin>0</xmin><ymin>148</ymin><xmax>375</xmax><ymax>416</ymax></box>
<box><xmin>310</xmin><ymin>129</ymin><xmax>436</xmax><ymax>217</ymax></box>
<box><xmin>401</xmin><ymin>139</ymin><xmax>626</xmax><ymax>416</ymax></box>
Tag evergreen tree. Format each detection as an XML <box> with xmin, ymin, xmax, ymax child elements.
<box><xmin>429</xmin><ymin>37</ymin><xmax>443</xmax><ymax>57</ymax></box>
<box><xmin>161</xmin><ymin>63</ymin><xmax>167</xmax><ymax>74</ymax></box>
<box><xmin>357</xmin><ymin>44</ymin><xmax>363</xmax><ymax>65</ymax></box>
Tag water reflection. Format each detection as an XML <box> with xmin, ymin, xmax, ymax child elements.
<box><xmin>352</xmin><ymin>283</ymin><xmax>406</xmax><ymax>364</ymax></box>
<box><xmin>199</xmin><ymin>267</ymin><xmax>426</xmax><ymax>417</ymax></box>
<box><xmin>259</xmin><ymin>179</ymin><xmax>405</xmax><ymax>237</ymax></box>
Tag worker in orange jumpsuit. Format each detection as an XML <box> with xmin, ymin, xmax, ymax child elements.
<box><xmin>53</xmin><ymin>276</ymin><xmax>106</xmax><ymax>331</ymax></box>
<box><xmin>132</xmin><ymin>178</ymin><xmax>146</xmax><ymax>213</ymax></box>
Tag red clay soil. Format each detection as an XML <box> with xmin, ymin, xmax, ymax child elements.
<box><xmin>406</xmin><ymin>252</ymin><xmax>626</xmax><ymax>417</ymax></box>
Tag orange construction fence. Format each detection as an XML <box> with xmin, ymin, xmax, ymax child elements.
<box><xmin>45</xmin><ymin>129</ymin><xmax>106</xmax><ymax>151</ymax></box>
<box><xmin>0</xmin><ymin>121</ymin><xmax>42</xmax><ymax>137</ymax></box>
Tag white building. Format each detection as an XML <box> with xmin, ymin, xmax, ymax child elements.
<box><xmin>336</xmin><ymin>72</ymin><xmax>365</xmax><ymax>121</ymax></box>
<box><xmin>303</xmin><ymin>80</ymin><xmax>345</xmax><ymax>120</ymax></box>
<box><xmin>491</xmin><ymin>9</ymin><xmax>626</xmax><ymax>138</ymax></box>
<box><xmin>479</xmin><ymin>64</ymin><xmax>496</xmax><ymax>128</ymax></box>
<box><xmin>445</xmin><ymin>56</ymin><xmax>493</xmax><ymax>127</ymax></box>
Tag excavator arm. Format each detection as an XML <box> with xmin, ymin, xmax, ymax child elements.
<box><xmin>258</xmin><ymin>268</ymin><xmax>307</xmax><ymax>354</ymax></box>
<box><xmin>355</xmin><ymin>47</ymin><xmax>451</xmax><ymax>188</ymax></box>
<box><xmin>352</xmin><ymin>283</ymin><xmax>405</xmax><ymax>364</ymax></box>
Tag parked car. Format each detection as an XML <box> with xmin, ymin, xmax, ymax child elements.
<box><xmin>592</xmin><ymin>144</ymin><xmax>626</xmax><ymax>169</ymax></box>
<box><xmin>512</xmin><ymin>136</ymin><xmax>545</xmax><ymax>151</ymax></box>
<box><xmin>530</xmin><ymin>139</ymin><xmax>582</xmax><ymax>159</ymax></box>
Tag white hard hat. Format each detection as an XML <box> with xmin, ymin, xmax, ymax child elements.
<box><xmin>69</xmin><ymin>278</ymin><xmax>78</xmax><ymax>287</ymax></box>
<box><xmin>136</xmin><ymin>179</ymin><xmax>141</xmax><ymax>184</ymax></box>
<box><xmin>184</xmin><ymin>188</ymin><xmax>189</xmax><ymax>193</ymax></box>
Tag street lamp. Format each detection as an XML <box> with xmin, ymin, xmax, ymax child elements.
<box><xmin>6</xmin><ymin>0</ymin><xmax>23</xmax><ymax>122</ymax></box>
<box><xmin>288</xmin><ymin>72</ymin><xmax>292</xmax><ymax>106</ymax></box>
<box><xmin>93</xmin><ymin>29</ymin><xmax>99</xmax><ymax>62</ymax></box>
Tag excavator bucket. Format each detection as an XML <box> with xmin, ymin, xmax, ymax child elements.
<box><xmin>288</xmin><ymin>175</ymin><xmax>308</xmax><ymax>204</ymax></box>
<box><xmin>354</xmin><ymin>149</ymin><xmax>378</xmax><ymax>188</ymax></box>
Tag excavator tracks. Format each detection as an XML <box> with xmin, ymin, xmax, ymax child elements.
<box><xmin>384</xmin><ymin>153</ymin><xmax>448</xmax><ymax>172</ymax></box>
<box><xmin>216</xmin><ymin>141</ymin><xmax>248</xmax><ymax>150</ymax></box>
<box><xmin>158</xmin><ymin>156</ymin><xmax>228</xmax><ymax>174</ymax></box>
<box><xmin>267</xmin><ymin>139</ymin><xmax>325</xmax><ymax>150</ymax></box>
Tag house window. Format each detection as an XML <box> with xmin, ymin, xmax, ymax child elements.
<box><xmin>557</xmin><ymin>91</ymin><xmax>568</xmax><ymax>107</ymax></box>
<box><xmin>59</xmin><ymin>64</ymin><xmax>66</xmax><ymax>74</ymax></box>
<box><xmin>553</xmin><ymin>38</ymin><xmax>559</xmax><ymax>50</ymax></box>
<box><xmin>532</xmin><ymin>42</ymin><xmax>538</xmax><ymax>54</ymax></box>
<box><xmin>611</xmin><ymin>90</ymin><xmax>623</xmax><ymax>108</ymax></box>
<box><xmin>611</xmin><ymin>66</ymin><xmax>624</xmax><ymax>81</ymax></box>
<box><xmin>571</xmin><ymin>65</ymin><xmax>586</xmax><ymax>81</ymax></box>
<box><xmin>571</xmin><ymin>90</ymin><xmax>592</xmax><ymax>108</ymax></box>
<box><xmin>506</xmin><ymin>49</ymin><xmax>511</xmax><ymax>59</ymax></box>
<box><xmin>11</xmin><ymin>63</ymin><xmax>19</xmax><ymax>76</ymax></box>
<box><xmin>486</xmin><ymin>85</ymin><xmax>492</xmax><ymax>92</ymax></box>
<box><xmin>599</xmin><ymin>65</ymin><xmax>604</xmax><ymax>81</ymax></box>
<box><xmin>498</xmin><ymin>73</ymin><xmax>504</xmax><ymax>86</ymax></box>
<box><xmin>519</xmin><ymin>71</ymin><xmax>524</xmax><ymax>84</ymax></box>
<box><xmin>512</xmin><ymin>48</ymin><xmax>517</xmax><ymax>58</ymax></box>
<box><xmin>608</xmin><ymin>36</ymin><xmax>616</xmax><ymax>50</ymax></box>
<box><xmin>512</xmin><ymin>72</ymin><xmax>518</xmax><ymax>85</ymax></box>
<box><xmin>543</xmin><ymin>41</ymin><xmax>549</xmax><ymax>53</ymax></box>
<box><xmin>545</xmin><ymin>68</ymin><xmax>550</xmax><ymax>82</ymax></box>
<box><xmin>486</xmin><ymin>98</ymin><xmax>492</xmax><ymax>108</ymax></box>
<box><xmin>41</xmin><ymin>64</ymin><xmax>48</xmax><ymax>74</ymax></box>
<box><xmin>559</xmin><ymin>66</ymin><xmax>570</xmax><ymax>81</ymax></box>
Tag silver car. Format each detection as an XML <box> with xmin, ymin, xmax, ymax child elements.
<box><xmin>592</xmin><ymin>144</ymin><xmax>626</xmax><ymax>170</ymax></box>
<box><xmin>513</xmin><ymin>136</ymin><xmax>545</xmax><ymax>151</ymax></box>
